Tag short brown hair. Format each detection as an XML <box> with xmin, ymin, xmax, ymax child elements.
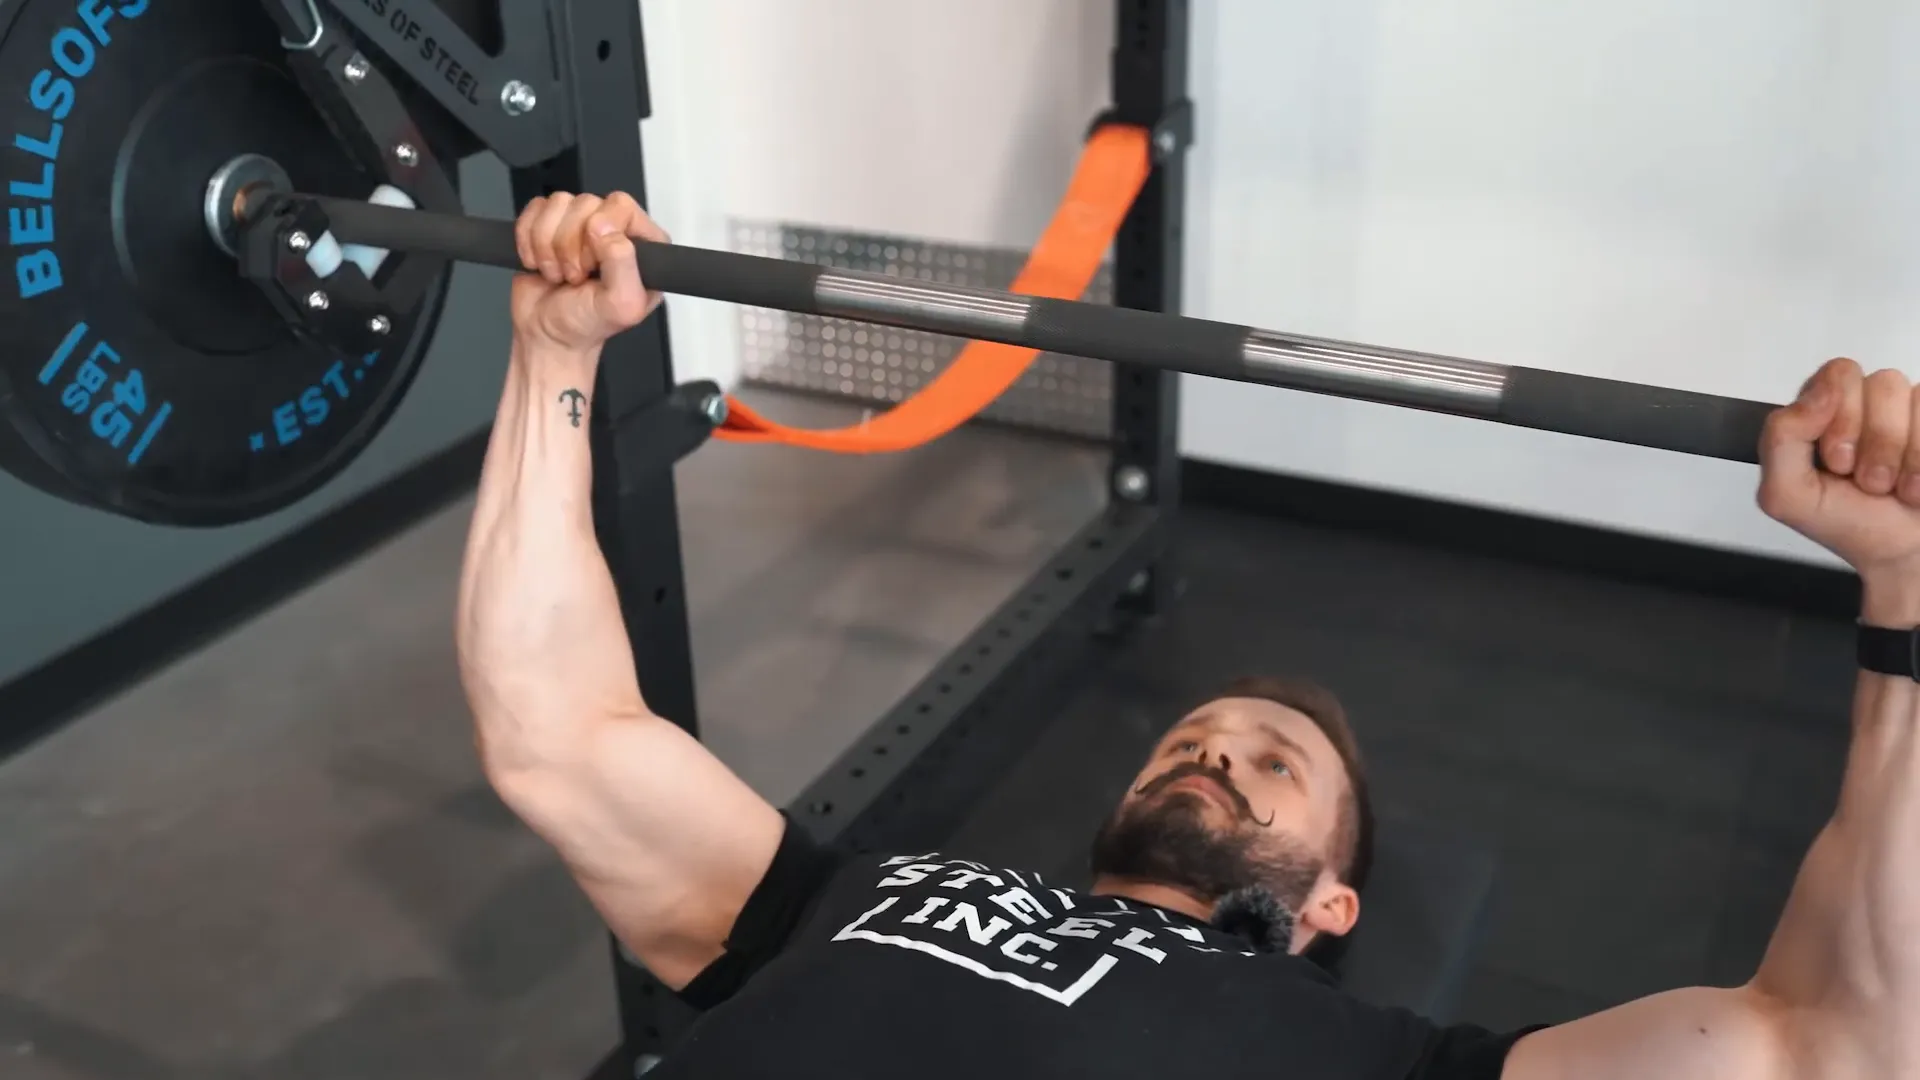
<box><xmin>1206</xmin><ymin>675</ymin><xmax>1374</xmax><ymax>892</ymax></box>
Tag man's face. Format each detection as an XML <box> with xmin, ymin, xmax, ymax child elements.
<box><xmin>1088</xmin><ymin>696</ymin><xmax>1358</xmax><ymax>945</ymax></box>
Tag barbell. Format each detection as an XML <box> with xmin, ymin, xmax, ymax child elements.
<box><xmin>0</xmin><ymin>0</ymin><xmax>1782</xmax><ymax>528</ymax></box>
<box><xmin>304</xmin><ymin>194</ymin><xmax>1779</xmax><ymax>466</ymax></box>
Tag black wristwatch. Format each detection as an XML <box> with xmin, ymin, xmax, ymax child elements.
<box><xmin>1857</xmin><ymin>623</ymin><xmax>1920</xmax><ymax>680</ymax></box>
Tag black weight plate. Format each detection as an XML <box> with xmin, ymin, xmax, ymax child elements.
<box><xmin>0</xmin><ymin>0</ymin><xmax>453</xmax><ymax>526</ymax></box>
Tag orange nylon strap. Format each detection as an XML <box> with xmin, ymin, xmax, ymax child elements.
<box><xmin>714</xmin><ymin>124</ymin><xmax>1153</xmax><ymax>452</ymax></box>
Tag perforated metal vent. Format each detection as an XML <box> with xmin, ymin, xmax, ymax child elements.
<box><xmin>731</xmin><ymin>222</ymin><xmax>1114</xmax><ymax>440</ymax></box>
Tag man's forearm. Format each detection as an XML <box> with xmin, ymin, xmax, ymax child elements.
<box><xmin>455</xmin><ymin>204</ymin><xmax>787</xmax><ymax>988</ymax></box>
<box><xmin>1749</xmin><ymin>579</ymin><xmax>1920</xmax><ymax>1073</ymax></box>
<box><xmin>457</xmin><ymin>338</ymin><xmax>649</xmax><ymax>783</ymax></box>
<box><xmin>470</xmin><ymin>337</ymin><xmax>599</xmax><ymax>539</ymax></box>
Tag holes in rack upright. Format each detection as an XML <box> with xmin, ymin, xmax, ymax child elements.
<box><xmin>810</xmin><ymin>801</ymin><xmax>834</xmax><ymax>816</ymax></box>
<box><xmin>597</xmin><ymin>39</ymin><xmax>611</xmax><ymax>60</ymax></box>
<box><xmin>897</xmin><ymin>724</ymin><xmax>911</xmax><ymax>735</ymax></box>
<box><xmin>1055</xmin><ymin>567</ymin><xmax>1075</xmax><ymax>582</ymax></box>
<box><xmin>851</xmin><ymin>767</ymin><xmax>866</xmax><ymax>779</ymax></box>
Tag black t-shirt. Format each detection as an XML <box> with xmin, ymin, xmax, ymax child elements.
<box><xmin>654</xmin><ymin>818</ymin><xmax>1541</xmax><ymax>1079</ymax></box>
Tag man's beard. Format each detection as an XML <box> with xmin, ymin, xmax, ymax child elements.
<box><xmin>1088</xmin><ymin>761</ymin><xmax>1325</xmax><ymax>914</ymax></box>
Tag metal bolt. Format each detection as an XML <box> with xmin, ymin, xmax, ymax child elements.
<box><xmin>1113</xmin><ymin>465</ymin><xmax>1151</xmax><ymax>501</ymax></box>
<box><xmin>305</xmin><ymin>290</ymin><xmax>330</xmax><ymax>312</ymax></box>
<box><xmin>368</xmin><ymin>315</ymin><xmax>391</xmax><ymax>335</ymax></box>
<box><xmin>700</xmin><ymin>393</ymin><xmax>729</xmax><ymax>427</ymax></box>
<box><xmin>394</xmin><ymin>142</ymin><xmax>419</xmax><ymax>166</ymax></box>
<box><xmin>286</xmin><ymin>230</ymin><xmax>312</xmax><ymax>252</ymax></box>
<box><xmin>500</xmin><ymin>79</ymin><xmax>538</xmax><ymax>116</ymax></box>
<box><xmin>1126</xmin><ymin>570</ymin><xmax>1151</xmax><ymax>596</ymax></box>
<box><xmin>634</xmin><ymin>1054</ymin><xmax>663</xmax><ymax>1076</ymax></box>
<box><xmin>1154</xmin><ymin>128</ymin><xmax>1178</xmax><ymax>157</ymax></box>
<box><xmin>343</xmin><ymin>53</ymin><xmax>369</xmax><ymax>83</ymax></box>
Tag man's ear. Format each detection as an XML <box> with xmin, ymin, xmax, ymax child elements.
<box><xmin>1299</xmin><ymin>878</ymin><xmax>1360</xmax><ymax>941</ymax></box>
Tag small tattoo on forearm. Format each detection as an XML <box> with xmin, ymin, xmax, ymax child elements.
<box><xmin>558</xmin><ymin>389</ymin><xmax>586</xmax><ymax>427</ymax></box>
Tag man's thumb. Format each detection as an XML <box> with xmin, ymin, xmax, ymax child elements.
<box><xmin>589</xmin><ymin>227</ymin><xmax>649</xmax><ymax>326</ymax></box>
<box><xmin>1757</xmin><ymin>377</ymin><xmax>1837</xmax><ymax>513</ymax></box>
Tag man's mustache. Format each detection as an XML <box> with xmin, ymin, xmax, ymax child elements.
<box><xmin>1133</xmin><ymin>761</ymin><xmax>1275</xmax><ymax>827</ymax></box>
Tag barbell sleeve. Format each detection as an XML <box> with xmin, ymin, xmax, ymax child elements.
<box><xmin>310</xmin><ymin>196</ymin><xmax>1778</xmax><ymax>465</ymax></box>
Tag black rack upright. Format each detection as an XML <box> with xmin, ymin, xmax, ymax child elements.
<box><xmin>607</xmin><ymin>0</ymin><xmax>1192</xmax><ymax>1075</ymax></box>
<box><xmin>1106</xmin><ymin>0</ymin><xmax>1191</xmax><ymax>615</ymax></box>
<box><xmin>487</xmin><ymin>4</ymin><xmax>711</xmax><ymax>1077</ymax></box>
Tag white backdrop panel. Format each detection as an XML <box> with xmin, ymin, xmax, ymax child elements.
<box><xmin>1185</xmin><ymin>0</ymin><xmax>1920</xmax><ymax>565</ymax></box>
<box><xmin>640</xmin><ymin>0</ymin><xmax>1111</xmax><ymax>392</ymax></box>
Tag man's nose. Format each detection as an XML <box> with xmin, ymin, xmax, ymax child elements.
<box><xmin>1200</xmin><ymin>745</ymin><xmax>1234</xmax><ymax>773</ymax></box>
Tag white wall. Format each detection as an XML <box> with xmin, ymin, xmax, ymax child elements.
<box><xmin>642</xmin><ymin>0</ymin><xmax>1912</xmax><ymax>565</ymax></box>
<box><xmin>1186</xmin><ymin>0</ymin><xmax>1920</xmax><ymax>566</ymax></box>
<box><xmin>634</xmin><ymin>0</ymin><xmax>740</xmax><ymax>392</ymax></box>
<box><xmin>637</xmin><ymin>0</ymin><xmax>1111</xmax><ymax>391</ymax></box>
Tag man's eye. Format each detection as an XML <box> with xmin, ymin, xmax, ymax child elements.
<box><xmin>1176</xmin><ymin>741</ymin><xmax>1199</xmax><ymax>754</ymax></box>
<box><xmin>1269</xmin><ymin>760</ymin><xmax>1291</xmax><ymax>777</ymax></box>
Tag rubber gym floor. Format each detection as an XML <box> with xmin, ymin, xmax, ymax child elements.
<box><xmin>0</xmin><ymin>390</ymin><xmax>1855</xmax><ymax>1080</ymax></box>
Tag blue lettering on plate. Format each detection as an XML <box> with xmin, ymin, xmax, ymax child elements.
<box><xmin>39</xmin><ymin>321</ymin><xmax>173</xmax><ymax>466</ymax></box>
<box><xmin>299</xmin><ymin>385</ymin><xmax>330</xmax><ymax>428</ymax></box>
<box><xmin>258</xmin><ymin>351</ymin><xmax>382</xmax><ymax>452</ymax></box>
<box><xmin>7</xmin><ymin>0</ymin><xmax>152</xmax><ymax>299</ymax></box>
<box><xmin>272</xmin><ymin>402</ymin><xmax>301</xmax><ymax>446</ymax></box>
<box><xmin>36</xmin><ymin>319</ymin><xmax>86</xmax><ymax>383</ymax></box>
<box><xmin>126</xmin><ymin>401</ymin><xmax>170</xmax><ymax>464</ymax></box>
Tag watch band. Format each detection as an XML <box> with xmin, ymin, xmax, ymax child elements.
<box><xmin>1857</xmin><ymin>623</ymin><xmax>1920</xmax><ymax>680</ymax></box>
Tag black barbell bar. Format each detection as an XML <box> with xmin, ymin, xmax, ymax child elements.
<box><xmin>306</xmin><ymin>195</ymin><xmax>1778</xmax><ymax>465</ymax></box>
